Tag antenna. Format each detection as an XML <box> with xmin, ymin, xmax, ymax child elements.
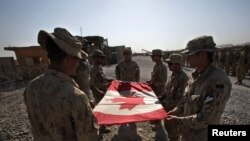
<box><xmin>80</xmin><ymin>27</ymin><xmax>82</xmax><ymax>37</ymax></box>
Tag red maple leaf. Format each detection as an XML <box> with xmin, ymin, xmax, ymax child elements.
<box><xmin>111</xmin><ymin>97</ymin><xmax>145</xmax><ymax>110</ymax></box>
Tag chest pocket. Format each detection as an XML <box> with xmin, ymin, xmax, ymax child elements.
<box><xmin>188</xmin><ymin>94</ymin><xmax>202</xmax><ymax>113</ymax></box>
<box><xmin>122</xmin><ymin>65</ymin><xmax>134</xmax><ymax>76</ymax></box>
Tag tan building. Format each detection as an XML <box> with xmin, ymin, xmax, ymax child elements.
<box><xmin>3</xmin><ymin>46</ymin><xmax>49</xmax><ymax>81</ymax></box>
<box><xmin>4</xmin><ymin>46</ymin><xmax>49</xmax><ymax>66</ymax></box>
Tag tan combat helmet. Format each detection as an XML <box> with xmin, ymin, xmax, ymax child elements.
<box><xmin>182</xmin><ymin>36</ymin><xmax>217</xmax><ymax>55</ymax></box>
<box><xmin>164</xmin><ymin>53</ymin><xmax>184</xmax><ymax>65</ymax></box>
<box><xmin>92</xmin><ymin>50</ymin><xmax>106</xmax><ymax>57</ymax></box>
<box><xmin>38</xmin><ymin>27</ymin><xmax>88</xmax><ymax>59</ymax></box>
<box><xmin>123</xmin><ymin>47</ymin><xmax>132</xmax><ymax>54</ymax></box>
<box><xmin>151</xmin><ymin>49</ymin><xmax>163</xmax><ymax>56</ymax></box>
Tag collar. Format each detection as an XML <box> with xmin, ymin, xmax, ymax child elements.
<box><xmin>192</xmin><ymin>64</ymin><xmax>214</xmax><ymax>81</ymax></box>
<box><xmin>46</xmin><ymin>69</ymin><xmax>79</xmax><ymax>88</ymax></box>
<box><xmin>156</xmin><ymin>60</ymin><xmax>163</xmax><ymax>65</ymax></box>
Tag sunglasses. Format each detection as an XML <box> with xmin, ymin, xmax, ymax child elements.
<box><xmin>168</xmin><ymin>62</ymin><xmax>173</xmax><ymax>66</ymax></box>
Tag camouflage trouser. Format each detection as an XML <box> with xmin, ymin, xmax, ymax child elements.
<box><xmin>164</xmin><ymin>120</ymin><xmax>180</xmax><ymax>141</ymax></box>
<box><xmin>236</xmin><ymin>64</ymin><xmax>247</xmax><ymax>81</ymax></box>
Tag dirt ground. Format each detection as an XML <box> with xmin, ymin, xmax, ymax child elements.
<box><xmin>0</xmin><ymin>56</ymin><xmax>249</xmax><ymax>141</ymax></box>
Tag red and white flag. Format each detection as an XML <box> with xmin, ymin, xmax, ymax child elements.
<box><xmin>93</xmin><ymin>80</ymin><xmax>167</xmax><ymax>125</ymax></box>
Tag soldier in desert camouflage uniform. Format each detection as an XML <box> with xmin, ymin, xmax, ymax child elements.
<box><xmin>232</xmin><ymin>49</ymin><xmax>240</xmax><ymax>76</ymax></box>
<box><xmin>166</xmin><ymin>36</ymin><xmax>232</xmax><ymax>141</ymax></box>
<box><xmin>147</xmin><ymin>49</ymin><xmax>168</xmax><ymax>140</ymax></box>
<box><xmin>90</xmin><ymin>49</ymin><xmax>112</xmax><ymax>133</ymax></box>
<box><xmin>235</xmin><ymin>47</ymin><xmax>247</xmax><ymax>85</ymax></box>
<box><xmin>75</xmin><ymin>58</ymin><xmax>91</xmax><ymax>97</ymax></box>
<box><xmin>115</xmin><ymin>48</ymin><xmax>140</xmax><ymax>82</ymax></box>
<box><xmin>218</xmin><ymin>49</ymin><xmax>226</xmax><ymax>70</ymax></box>
<box><xmin>115</xmin><ymin>47</ymin><xmax>141</xmax><ymax>139</ymax></box>
<box><xmin>24</xmin><ymin>28</ymin><xmax>98</xmax><ymax>141</ymax></box>
<box><xmin>225</xmin><ymin>50</ymin><xmax>233</xmax><ymax>75</ymax></box>
<box><xmin>212</xmin><ymin>51</ymin><xmax>218</xmax><ymax>67</ymax></box>
<box><xmin>75</xmin><ymin>58</ymin><xmax>96</xmax><ymax>107</ymax></box>
<box><xmin>74</xmin><ymin>38</ymin><xmax>92</xmax><ymax>100</ymax></box>
<box><xmin>161</xmin><ymin>53</ymin><xmax>188</xmax><ymax>141</ymax></box>
<box><xmin>147</xmin><ymin>49</ymin><xmax>167</xmax><ymax>97</ymax></box>
<box><xmin>90</xmin><ymin>50</ymin><xmax>112</xmax><ymax>103</ymax></box>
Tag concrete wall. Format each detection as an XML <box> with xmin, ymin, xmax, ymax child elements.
<box><xmin>0</xmin><ymin>57</ymin><xmax>16</xmax><ymax>75</ymax></box>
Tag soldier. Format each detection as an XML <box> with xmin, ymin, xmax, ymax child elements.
<box><xmin>147</xmin><ymin>49</ymin><xmax>168</xmax><ymax>140</ymax></box>
<box><xmin>75</xmin><ymin>58</ymin><xmax>91</xmax><ymax>96</ymax></box>
<box><xmin>225</xmin><ymin>50</ymin><xmax>232</xmax><ymax>75</ymax></box>
<box><xmin>166</xmin><ymin>36</ymin><xmax>232</xmax><ymax>141</ymax></box>
<box><xmin>115</xmin><ymin>47</ymin><xmax>140</xmax><ymax>136</ymax></box>
<box><xmin>90</xmin><ymin>49</ymin><xmax>112</xmax><ymax>133</ymax></box>
<box><xmin>161</xmin><ymin>53</ymin><xmax>188</xmax><ymax>141</ymax></box>
<box><xmin>235</xmin><ymin>47</ymin><xmax>247</xmax><ymax>85</ymax></box>
<box><xmin>24</xmin><ymin>28</ymin><xmax>98</xmax><ymax>141</ymax></box>
<box><xmin>218</xmin><ymin>50</ymin><xmax>226</xmax><ymax>70</ymax></box>
<box><xmin>147</xmin><ymin>49</ymin><xmax>167</xmax><ymax>97</ymax></box>
<box><xmin>115</xmin><ymin>48</ymin><xmax>140</xmax><ymax>82</ymax></box>
<box><xmin>212</xmin><ymin>51</ymin><xmax>218</xmax><ymax>67</ymax></box>
<box><xmin>74</xmin><ymin>37</ymin><xmax>92</xmax><ymax>98</ymax></box>
<box><xmin>232</xmin><ymin>49</ymin><xmax>240</xmax><ymax>76</ymax></box>
<box><xmin>75</xmin><ymin>58</ymin><xmax>96</xmax><ymax>107</ymax></box>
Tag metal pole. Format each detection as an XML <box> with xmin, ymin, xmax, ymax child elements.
<box><xmin>80</xmin><ymin>27</ymin><xmax>82</xmax><ymax>37</ymax></box>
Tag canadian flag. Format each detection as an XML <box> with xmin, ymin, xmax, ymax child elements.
<box><xmin>93</xmin><ymin>80</ymin><xmax>167</xmax><ymax>125</ymax></box>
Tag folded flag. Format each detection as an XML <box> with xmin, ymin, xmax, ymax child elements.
<box><xmin>93</xmin><ymin>80</ymin><xmax>167</xmax><ymax>125</ymax></box>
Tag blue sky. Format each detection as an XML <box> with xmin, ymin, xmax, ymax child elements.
<box><xmin>0</xmin><ymin>0</ymin><xmax>250</xmax><ymax>58</ymax></box>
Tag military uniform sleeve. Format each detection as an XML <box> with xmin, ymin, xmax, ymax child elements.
<box><xmin>71</xmin><ymin>93</ymin><xmax>98</xmax><ymax>141</ymax></box>
<box><xmin>164</xmin><ymin>77</ymin><xmax>188</xmax><ymax>111</ymax></box>
<box><xmin>174</xmin><ymin>76</ymin><xmax>191</xmax><ymax>115</ymax></box>
<box><xmin>173</xmin><ymin>91</ymin><xmax>187</xmax><ymax>116</ymax></box>
<box><xmin>94</xmin><ymin>71</ymin><xmax>109</xmax><ymax>91</ymax></box>
<box><xmin>90</xmin><ymin>84</ymin><xmax>104</xmax><ymax>96</ymax></box>
<box><xmin>180</xmin><ymin>80</ymin><xmax>231</xmax><ymax>129</ymax></box>
<box><xmin>173</xmin><ymin>76</ymin><xmax>188</xmax><ymax>106</ymax></box>
<box><xmin>154</xmin><ymin>65</ymin><xmax>167</xmax><ymax>87</ymax></box>
<box><xmin>90</xmin><ymin>69</ymin><xmax>105</xmax><ymax>97</ymax></box>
